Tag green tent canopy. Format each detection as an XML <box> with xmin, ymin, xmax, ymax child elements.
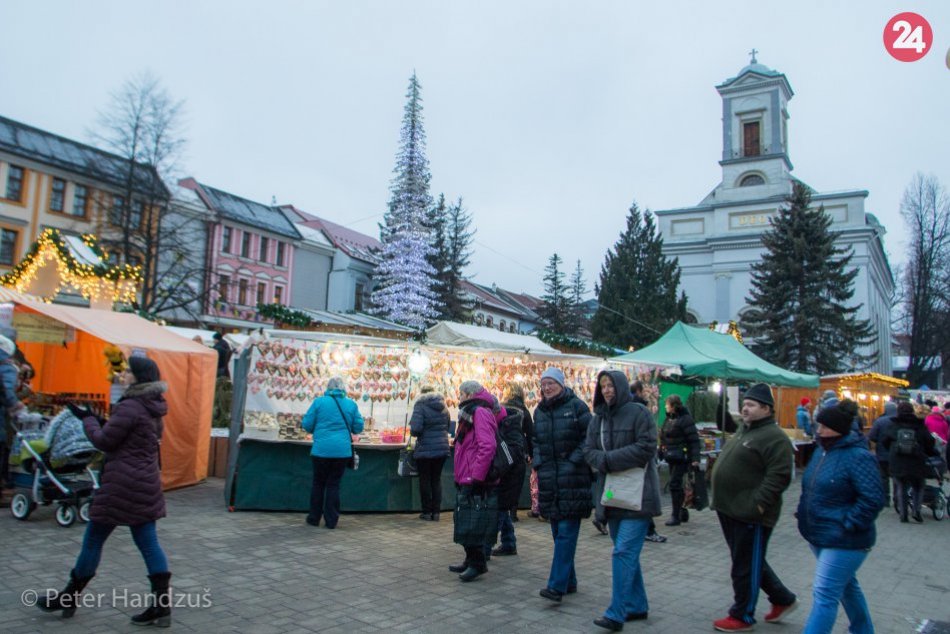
<box><xmin>611</xmin><ymin>322</ymin><xmax>819</xmax><ymax>387</ymax></box>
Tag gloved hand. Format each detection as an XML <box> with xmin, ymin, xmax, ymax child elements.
<box><xmin>66</xmin><ymin>403</ymin><xmax>94</xmax><ymax>420</ymax></box>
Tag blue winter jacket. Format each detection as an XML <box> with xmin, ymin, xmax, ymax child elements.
<box><xmin>797</xmin><ymin>432</ymin><xmax>884</xmax><ymax>550</ymax></box>
<box><xmin>301</xmin><ymin>389</ymin><xmax>364</xmax><ymax>458</ymax></box>
<box><xmin>409</xmin><ymin>393</ymin><xmax>450</xmax><ymax>459</ymax></box>
<box><xmin>796</xmin><ymin>405</ymin><xmax>812</xmax><ymax>435</ymax></box>
<box><xmin>0</xmin><ymin>352</ymin><xmax>18</xmax><ymax>444</ymax></box>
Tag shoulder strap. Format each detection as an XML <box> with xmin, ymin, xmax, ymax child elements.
<box><xmin>330</xmin><ymin>396</ymin><xmax>352</xmax><ymax>434</ymax></box>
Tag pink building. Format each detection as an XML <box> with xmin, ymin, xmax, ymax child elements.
<box><xmin>180</xmin><ymin>178</ymin><xmax>301</xmax><ymax>329</ymax></box>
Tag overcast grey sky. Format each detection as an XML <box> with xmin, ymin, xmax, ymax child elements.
<box><xmin>3</xmin><ymin>1</ymin><xmax>948</xmax><ymax>298</ymax></box>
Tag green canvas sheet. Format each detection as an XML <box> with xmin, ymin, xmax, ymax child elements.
<box><xmin>613</xmin><ymin>322</ymin><xmax>818</xmax><ymax>388</ymax></box>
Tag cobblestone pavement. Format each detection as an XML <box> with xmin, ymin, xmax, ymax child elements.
<box><xmin>1</xmin><ymin>476</ymin><xmax>947</xmax><ymax>633</ymax></box>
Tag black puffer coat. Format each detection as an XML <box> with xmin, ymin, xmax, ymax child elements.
<box><xmin>82</xmin><ymin>381</ymin><xmax>167</xmax><ymax>526</ymax></box>
<box><xmin>409</xmin><ymin>393</ymin><xmax>450</xmax><ymax>459</ymax></box>
<box><xmin>584</xmin><ymin>371</ymin><xmax>661</xmax><ymax>520</ymax></box>
<box><xmin>504</xmin><ymin>395</ymin><xmax>534</xmax><ymax>460</ymax></box>
<box><xmin>882</xmin><ymin>412</ymin><xmax>937</xmax><ymax>479</ymax></box>
<box><xmin>661</xmin><ymin>405</ymin><xmax>701</xmax><ymax>464</ymax></box>
<box><xmin>532</xmin><ymin>387</ymin><xmax>592</xmax><ymax>520</ymax></box>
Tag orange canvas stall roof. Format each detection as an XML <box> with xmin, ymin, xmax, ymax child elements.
<box><xmin>0</xmin><ymin>287</ymin><xmax>217</xmax><ymax>489</ymax></box>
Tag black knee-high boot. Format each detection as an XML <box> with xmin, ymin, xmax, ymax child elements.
<box><xmin>38</xmin><ymin>569</ymin><xmax>95</xmax><ymax>618</ymax></box>
<box><xmin>131</xmin><ymin>572</ymin><xmax>172</xmax><ymax>627</ymax></box>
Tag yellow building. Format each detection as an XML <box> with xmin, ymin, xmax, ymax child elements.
<box><xmin>0</xmin><ymin>115</ymin><xmax>166</xmax><ymax>297</ymax></box>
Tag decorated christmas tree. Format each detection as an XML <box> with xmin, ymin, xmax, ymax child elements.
<box><xmin>371</xmin><ymin>73</ymin><xmax>441</xmax><ymax>329</ymax></box>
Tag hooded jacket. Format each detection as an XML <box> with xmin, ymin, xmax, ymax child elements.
<box><xmin>453</xmin><ymin>387</ymin><xmax>502</xmax><ymax>485</ymax></box>
<box><xmin>867</xmin><ymin>402</ymin><xmax>897</xmax><ymax>463</ymax></box>
<box><xmin>797</xmin><ymin>432</ymin><xmax>884</xmax><ymax>549</ymax></box>
<box><xmin>710</xmin><ymin>412</ymin><xmax>793</xmax><ymax>527</ymax></box>
<box><xmin>409</xmin><ymin>393</ymin><xmax>450</xmax><ymax>459</ymax></box>
<box><xmin>925</xmin><ymin>412</ymin><xmax>949</xmax><ymax>443</ymax></box>
<box><xmin>0</xmin><ymin>349</ymin><xmax>18</xmax><ymax>444</ymax></box>
<box><xmin>532</xmin><ymin>385</ymin><xmax>592</xmax><ymax>519</ymax></box>
<box><xmin>584</xmin><ymin>371</ymin><xmax>661</xmax><ymax>520</ymax></box>
<box><xmin>82</xmin><ymin>381</ymin><xmax>168</xmax><ymax>526</ymax></box>
<box><xmin>302</xmin><ymin>388</ymin><xmax>365</xmax><ymax>458</ymax></box>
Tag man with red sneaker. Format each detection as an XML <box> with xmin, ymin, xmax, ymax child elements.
<box><xmin>709</xmin><ymin>383</ymin><xmax>797</xmax><ymax>631</ymax></box>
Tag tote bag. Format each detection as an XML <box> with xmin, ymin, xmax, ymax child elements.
<box><xmin>599</xmin><ymin>420</ymin><xmax>645</xmax><ymax>511</ymax></box>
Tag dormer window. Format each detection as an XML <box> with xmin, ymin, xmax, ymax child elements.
<box><xmin>739</xmin><ymin>174</ymin><xmax>765</xmax><ymax>187</ymax></box>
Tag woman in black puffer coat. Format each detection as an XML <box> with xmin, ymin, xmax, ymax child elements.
<box><xmin>39</xmin><ymin>356</ymin><xmax>172</xmax><ymax>626</ymax></box>
<box><xmin>532</xmin><ymin>367</ymin><xmax>592</xmax><ymax>602</ymax></box>
<box><xmin>409</xmin><ymin>385</ymin><xmax>451</xmax><ymax>521</ymax></box>
<box><xmin>660</xmin><ymin>394</ymin><xmax>702</xmax><ymax>526</ymax></box>
<box><xmin>881</xmin><ymin>401</ymin><xmax>937</xmax><ymax>522</ymax></box>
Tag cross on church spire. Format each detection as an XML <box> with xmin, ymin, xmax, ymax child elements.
<box><xmin>748</xmin><ymin>48</ymin><xmax>758</xmax><ymax>64</ymax></box>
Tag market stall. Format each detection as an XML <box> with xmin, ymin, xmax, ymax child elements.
<box><xmin>776</xmin><ymin>373</ymin><xmax>908</xmax><ymax>428</ymax></box>
<box><xmin>227</xmin><ymin>323</ymin><xmax>669</xmax><ymax>512</ymax></box>
<box><xmin>0</xmin><ymin>288</ymin><xmax>217</xmax><ymax>489</ymax></box>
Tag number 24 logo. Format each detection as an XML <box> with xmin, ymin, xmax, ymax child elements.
<box><xmin>884</xmin><ymin>12</ymin><xmax>933</xmax><ymax>62</ymax></box>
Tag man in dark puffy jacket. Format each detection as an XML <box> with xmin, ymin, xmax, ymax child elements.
<box><xmin>710</xmin><ymin>383</ymin><xmax>797</xmax><ymax>632</ymax></box>
<box><xmin>867</xmin><ymin>401</ymin><xmax>897</xmax><ymax>508</ymax></box>
<box><xmin>532</xmin><ymin>367</ymin><xmax>592</xmax><ymax>603</ymax></box>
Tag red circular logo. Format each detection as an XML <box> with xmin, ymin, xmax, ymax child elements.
<box><xmin>884</xmin><ymin>12</ymin><xmax>933</xmax><ymax>62</ymax></box>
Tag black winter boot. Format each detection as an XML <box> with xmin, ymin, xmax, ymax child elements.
<box><xmin>38</xmin><ymin>569</ymin><xmax>94</xmax><ymax>618</ymax></box>
<box><xmin>131</xmin><ymin>572</ymin><xmax>172</xmax><ymax>627</ymax></box>
<box><xmin>666</xmin><ymin>492</ymin><xmax>683</xmax><ymax>526</ymax></box>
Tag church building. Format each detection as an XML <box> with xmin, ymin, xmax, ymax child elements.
<box><xmin>655</xmin><ymin>55</ymin><xmax>894</xmax><ymax>373</ymax></box>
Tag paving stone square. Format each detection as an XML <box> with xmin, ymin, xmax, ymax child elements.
<box><xmin>1</xmin><ymin>476</ymin><xmax>948</xmax><ymax>633</ymax></box>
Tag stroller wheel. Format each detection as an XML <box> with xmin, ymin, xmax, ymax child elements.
<box><xmin>79</xmin><ymin>500</ymin><xmax>92</xmax><ymax>523</ymax></box>
<box><xmin>55</xmin><ymin>504</ymin><xmax>77</xmax><ymax>527</ymax></box>
<box><xmin>10</xmin><ymin>492</ymin><xmax>35</xmax><ymax>520</ymax></box>
<box><xmin>934</xmin><ymin>492</ymin><xmax>946</xmax><ymax>521</ymax></box>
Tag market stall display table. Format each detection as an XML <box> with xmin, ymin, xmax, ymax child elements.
<box><xmin>232</xmin><ymin>437</ymin><xmax>530</xmax><ymax>512</ymax></box>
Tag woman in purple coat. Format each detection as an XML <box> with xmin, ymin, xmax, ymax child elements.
<box><xmin>39</xmin><ymin>356</ymin><xmax>172</xmax><ymax>626</ymax></box>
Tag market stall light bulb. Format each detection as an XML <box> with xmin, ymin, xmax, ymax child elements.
<box><xmin>841</xmin><ymin>390</ymin><xmax>853</xmax><ymax>400</ymax></box>
<box><xmin>711</xmin><ymin>381</ymin><xmax>722</xmax><ymax>393</ymax></box>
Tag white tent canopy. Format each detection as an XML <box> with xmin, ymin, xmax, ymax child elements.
<box><xmin>425</xmin><ymin>321</ymin><xmax>559</xmax><ymax>354</ymax></box>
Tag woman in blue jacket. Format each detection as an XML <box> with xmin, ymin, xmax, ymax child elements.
<box><xmin>797</xmin><ymin>400</ymin><xmax>884</xmax><ymax>634</ymax></box>
<box><xmin>301</xmin><ymin>376</ymin><xmax>364</xmax><ymax>529</ymax></box>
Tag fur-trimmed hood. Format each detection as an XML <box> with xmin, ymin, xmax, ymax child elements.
<box><xmin>120</xmin><ymin>381</ymin><xmax>168</xmax><ymax>419</ymax></box>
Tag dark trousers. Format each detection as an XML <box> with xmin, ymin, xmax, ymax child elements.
<box><xmin>669</xmin><ymin>461</ymin><xmax>689</xmax><ymax>517</ymax></box>
<box><xmin>895</xmin><ymin>475</ymin><xmax>924</xmax><ymax>520</ymax></box>
<box><xmin>717</xmin><ymin>512</ymin><xmax>796</xmax><ymax>624</ymax></box>
<box><xmin>415</xmin><ymin>456</ymin><xmax>446</xmax><ymax>514</ymax></box>
<box><xmin>308</xmin><ymin>457</ymin><xmax>348</xmax><ymax>528</ymax></box>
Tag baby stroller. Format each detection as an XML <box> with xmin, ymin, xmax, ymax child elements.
<box><xmin>916</xmin><ymin>454</ymin><xmax>949</xmax><ymax>521</ymax></box>
<box><xmin>8</xmin><ymin>409</ymin><xmax>101</xmax><ymax>527</ymax></box>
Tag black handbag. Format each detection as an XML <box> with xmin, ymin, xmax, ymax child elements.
<box><xmin>398</xmin><ymin>445</ymin><xmax>418</xmax><ymax>477</ymax></box>
<box><xmin>686</xmin><ymin>466</ymin><xmax>709</xmax><ymax>510</ymax></box>
<box><xmin>453</xmin><ymin>488</ymin><xmax>497</xmax><ymax>546</ymax></box>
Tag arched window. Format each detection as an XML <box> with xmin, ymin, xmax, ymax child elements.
<box><xmin>739</xmin><ymin>173</ymin><xmax>765</xmax><ymax>187</ymax></box>
<box><xmin>510</xmin><ymin>323</ymin><xmax>516</xmax><ymax>333</ymax></box>
<box><xmin>486</xmin><ymin>315</ymin><xmax>494</xmax><ymax>328</ymax></box>
<box><xmin>475</xmin><ymin>313</ymin><xmax>484</xmax><ymax>325</ymax></box>
<box><xmin>499</xmin><ymin>320</ymin><xmax>506</xmax><ymax>331</ymax></box>
<box><xmin>684</xmin><ymin>310</ymin><xmax>700</xmax><ymax>324</ymax></box>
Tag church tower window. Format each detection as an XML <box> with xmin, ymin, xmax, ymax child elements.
<box><xmin>743</xmin><ymin>121</ymin><xmax>761</xmax><ymax>157</ymax></box>
<box><xmin>739</xmin><ymin>173</ymin><xmax>765</xmax><ymax>187</ymax></box>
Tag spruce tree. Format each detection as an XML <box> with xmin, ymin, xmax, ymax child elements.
<box><xmin>540</xmin><ymin>253</ymin><xmax>571</xmax><ymax>334</ymax></box>
<box><xmin>590</xmin><ymin>202</ymin><xmax>688</xmax><ymax>349</ymax></box>
<box><xmin>441</xmin><ymin>197</ymin><xmax>475</xmax><ymax>321</ymax></box>
<box><xmin>371</xmin><ymin>72</ymin><xmax>440</xmax><ymax>329</ymax></box>
<box><xmin>567</xmin><ymin>259</ymin><xmax>588</xmax><ymax>336</ymax></box>
<box><xmin>425</xmin><ymin>193</ymin><xmax>450</xmax><ymax>306</ymax></box>
<box><xmin>741</xmin><ymin>181</ymin><xmax>876</xmax><ymax>373</ymax></box>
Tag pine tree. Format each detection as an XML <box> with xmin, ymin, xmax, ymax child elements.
<box><xmin>425</xmin><ymin>193</ymin><xmax>450</xmax><ymax>304</ymax></box>
<box><xmin>566</xmin><ymin>259</ymin><xmax>588</xmax><ymax>336</ymax></box>
<box><xmin>590</xmin><ymin>202</ymin><xmax>688</xmax><ymax>349</ymax></box>
<box><xmin>441</xmin><ymin>197</ymin><xmax>475</xmax><ymax>321</ymax></box>
<box><xmin>371</xmin><ymin>72</ymin><xmax>440</xmax><ymax>329</ymax></box>
<box><xmin>741</xmin><ymin>181</ymin><xmax>876</xmax><ymax>373</ymax></box>
<box><xmin>540</xmin><ymin>253</ymin><xmax>571</xmax><ymax>334</ymax></box>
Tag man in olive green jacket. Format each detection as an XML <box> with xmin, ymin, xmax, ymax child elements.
<box><xmin>709</xmin><ymin>383</ymin><xmax>797</xmax><ymax>632</ymax></box>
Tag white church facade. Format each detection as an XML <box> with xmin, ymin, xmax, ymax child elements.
<box><xmin>655</xmin><ymin>57</ymin><xmax>894</xmax><ymax>373</ymax></box>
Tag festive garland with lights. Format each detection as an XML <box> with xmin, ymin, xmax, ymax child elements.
<box><xmin>0</xmin><ymin>228</ymin><xmax>141</xmax><ymax>304</ymax></box>
<box><xmin>256</xmin><ymin>303</ymin><xmax>313</xmax><ymax>327</ymax></box>
<box><xmin>708</xmin><ymin>320</ymin><xmax>744</xmax><ymax>344</ymax></box>
<box><xmin>535</xmin><ymin>329</ymin><xmax>619</xmax><ymax>358</ymax></box>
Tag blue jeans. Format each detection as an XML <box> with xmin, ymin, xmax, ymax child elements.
<box><xmin>605</xmin><ymin>517</ymin><xmax>650</xmax><ymax>622</ymax></box>
<box><xmin>804</xmin><ymin>546</ymin><xmax>873</xmax><ymax>634</ymax></box>
<box><xmin>546</xmin><ymin>518</ymin><xmax>580</xmax><ymax>593</ymax></box>
<box><xmin>485</xmin><ymin>510</ymin><xmax>516</xmax><ymax>555</ymax></box>
<box><xmin>74</xmin><ymin>521</ymin><xmax>169</xmax><ymax>578</ymax></box>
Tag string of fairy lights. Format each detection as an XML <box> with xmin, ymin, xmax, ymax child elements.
<box><xmin>0</xmin><ymin>228</ymin><xmax>142</xmax><ymax>304</ymax></box>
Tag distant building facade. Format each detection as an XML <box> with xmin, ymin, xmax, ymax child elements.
<box><xmin>655</xmin><ymin>59</ymin><xmax>894</xmax><ymax>373</ymax></box>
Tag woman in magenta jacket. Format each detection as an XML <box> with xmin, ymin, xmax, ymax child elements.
<box><xmin>449</xmin><ymin>380</ymin><xmax>501</xmax><ymax>582</ymax></box>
